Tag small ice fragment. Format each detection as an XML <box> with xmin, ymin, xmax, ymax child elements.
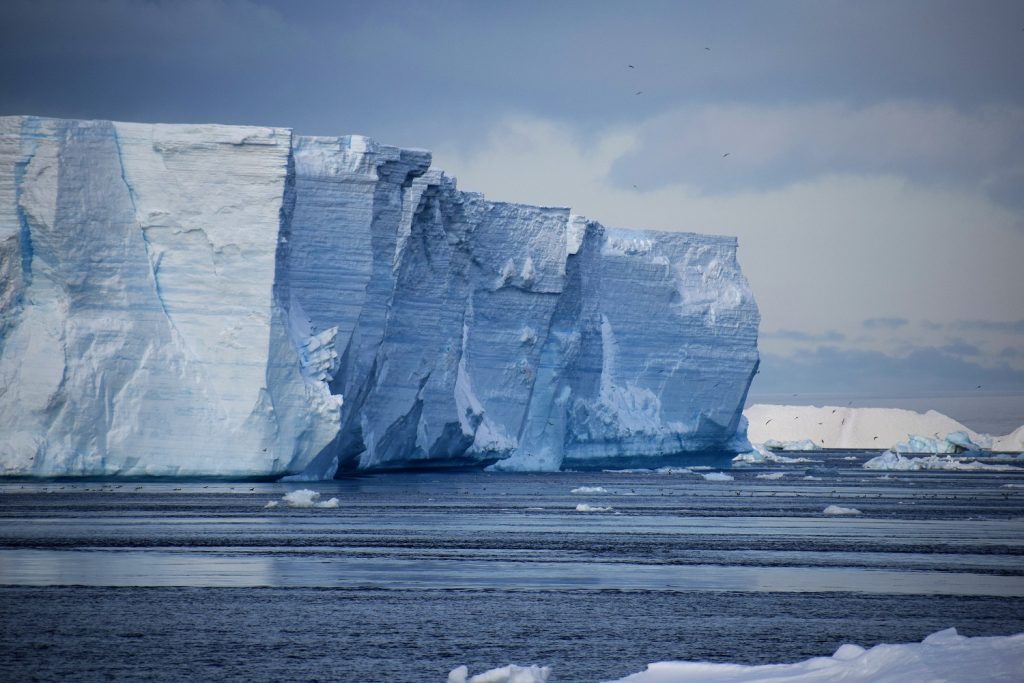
<box><xmin>263</xmin><ymin>500</ymin><xmax>279</xmax><ymax>509</ymax></box>
<box><xmin>575</xmin><ymin>503</ymin><xmax>613</xmax><ymax>512</ymax></box>
<box><xmin>824</xmin><ymin>504</ymin><xmax>862</xmax><ymax>515</ymax></box>
<box><xmin>314</xmin><ymin>497</ymin><xmax>339</xmax><ymax>508</ymax></box>
<box><xmin>756</xmin><ymin>472</ymin><xmax>785</xmax><ymax>480</ymax></box>
<box><xmin>447</xmin><ymin>665</ymin><xmax>468</xmax><ymax>683</ymax></box>
<box><xmin>571</xmin><ymin>486</ymin><xmax>608</xmax><ymax>494</ymax></box>
<box><xmin>702</xmin><ymin>472</ymin><xmax>734</xmax><ymax>481</ymax></box>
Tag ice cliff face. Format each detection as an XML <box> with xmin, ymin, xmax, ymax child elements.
<box><xmin>0</xmin><ymin>116</ymin><xmax>759</xmax><ymax>478</ymax></box>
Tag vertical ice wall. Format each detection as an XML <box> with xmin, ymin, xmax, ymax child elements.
<box><xmin>0</xmin><ymin>115</ymin><xmax>759</xmax><ymax>477</ymax></box>
<box><xmin>0</xmin><ymin>116</ymin><xmax>339</xmax><ymax>476</ymax></box>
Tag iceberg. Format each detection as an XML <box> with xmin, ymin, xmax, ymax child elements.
<box><xmin>864</xmin><ymin>451</ymin><xmax>1023</xmax><ymax>472</ymax></box>
<box><xmin>0</xmin><ymin>116</ymin><xmax>760</xmax><ymax>478</ymax></box>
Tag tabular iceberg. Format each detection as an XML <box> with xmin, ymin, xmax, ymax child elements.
<box><xmin>0</xmin><ymin>116</ymin><xmax>760</xmax><ymax>478</ymax></box>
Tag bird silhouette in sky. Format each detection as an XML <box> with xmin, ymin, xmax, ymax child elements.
<box><xmin>628</xmin><ymin>64</ymin><xmax>635</xmax><ymax>68</ymax></box>
<box><xmin>722</xmin><ymin>152</ymin><xmax>730</xmax><ymax>157</ymax></box>
<box><xmin>635</xmin><ymin>90</ymin><xmax>643</xmax><ymax>95</ymax></box>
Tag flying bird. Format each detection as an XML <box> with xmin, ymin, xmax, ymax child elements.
<box><xmin>704</xmin><ymin>46</ymin><xmax>711</xmax><ymax>50</ymax></box>
<box><xmin>722</xmin><ymin>152</ymin><xmax>730</xmax><ymax>157</ymax></box>
<box><xmin>628</xmin><ymin>64</ymin><xmax>635</xmax><ymax>68</ymax></box>
<box><xmin>765</xmin><ymin>419</ymin><xmax>773</xmax><ymax>425</ymax></box>
<box><xmin>635</xmin><ymin>90</ymin><xmax>643</xmax><ymax>95</ymax></box>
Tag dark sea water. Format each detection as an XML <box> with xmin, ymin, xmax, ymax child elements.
<box><xmin>2</xmin><ymin>452</ymin><xmax>1023</xmax><ymax>682</ymax></box>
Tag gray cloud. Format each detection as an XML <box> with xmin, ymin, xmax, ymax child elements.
<box><xmin>863</xmin><ymin>317</ymin><xmax>910</xmax><ymax>330</ymax></box>
<box><xmin>952</xmin><ymin>319</ymin><xmax>1024</xmax><ymax>334</ymax></box>
<box><xmin>761</xmin><ymin>329</ymin><xmax>845</xmax><ymax>342</ymax></box>
<box><xmin>3</xmin><ymin>0</ymin><xmax>1024</xmax><ymax>150</ymax></box>
<box><xmin>938</xmin><ymin>340</ymin><xmax>982</xmax><ymax>356</ymax></box>
<box><xmin>608</xmin><ymin>102</ymin><xmax>1024</xmax><ymax>205</ymax></box>
<box><xmin>750</xmin><ymin>346</ymin><xmax>1024</xmax><ymax>399</ymax></box>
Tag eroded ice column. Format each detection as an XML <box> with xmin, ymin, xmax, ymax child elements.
<box><xmin>284</xmin><ymin>135</ymin><xmax>432</xmax><ymax>477</ymax></box>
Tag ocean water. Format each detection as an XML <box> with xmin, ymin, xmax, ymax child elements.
<box><xmin>2</xmin><ymin>452</ymin><xmax>1023</xmax><ymax>682</ymax></box>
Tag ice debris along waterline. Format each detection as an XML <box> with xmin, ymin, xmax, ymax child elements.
<box><xmin>0</xmin><ymin>116</ymin><xmax>759</xmax><ymax>478</ymax></box>
<box><xmin>449</xmin><ymin>628</ymin><xmax>1024</xmax><ymax>683</ymax></box>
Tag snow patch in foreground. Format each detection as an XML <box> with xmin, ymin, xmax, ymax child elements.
<box><xmin>864</xmin><ymin>451</ymin><xmax>1024</xmax><ymax>472</ymax></box>
<box><xmin>571</xmin><ymin>486</ymin><xmax>608</xmax><ymax>494</ymax></box>
<box><xmin>823</xmin><ymin>504</ymin><xmax>862</xmax><ymax>515</ymax></box>
<box><xmin>279</xmin><ymin>489</ymin><xmax>340</xmax><ymax>508</ymax></box>
<box><xmin>447</xmin><ymin>664</ymin><xmax>550</xmax><ymax>683</ymax></box>
<box><xmin>607</xmin><ymin>628</ymin><xmax>1023</xmax><ymax>682</ymax></box>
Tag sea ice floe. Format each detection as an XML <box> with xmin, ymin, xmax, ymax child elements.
<box><xmin>448</xmin><ymin>629</ymin><xmax>1024</xmax><ymax>682</ymax></box>
<box><xmin>570</xmin><ymin>486</ymin><xmax>609</xmax><ymax>494</ymax></box>
<box><xmin>446</xmin><ymin>664</ymin><xmax>550</xmax><ymax>683</ymax></box>
<box><xmin>280</xmin><ymin>489</ymin><xmax>340</xmax><ymax>508</ymax></box>
<box><xmin>702</xmin><ymin>472</ymin><xmax>734</xmax><ymax>481</ymax></box>
<box><xmin>755</xmin><ymin>472</ymin><xmax>785</xmax><ymax>480</ymax></box>
<box><xmin>575</xmin><ymin>504</ymin><xmax>613</xmax><ymax>512</ymax></box>
<box><xmin>605</xmin><ymin>627</ymin><xmax>1023</xmax><ymax>682</ymax></box>
<box><xmin>823</xmin><ymin>504</ymin><xmax>862</xmax><ymax>515</ymax></box>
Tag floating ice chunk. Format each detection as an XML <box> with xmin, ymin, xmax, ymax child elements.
<box><xmin>280</xmin><ymin>489</ymin><xmax>339</xmax><ymax>508</ymax></box>
<box><xmin>447</xmin><ymin>664</ymin><xmax>551</xmax><ymax>683</ymax></box>
<box><xmin>823</xmin><ymin>504</ymin><xmax>862</xmax><ymax>515</ymax></box>
<box><xmin>733</xmin><ymin>444</ymin><xmax>815</xmax><ymax>465</ymax></box>
<box><xmin>571</xmin><ymin>486</ymin><xmax>609</xmax><ymax>494</ymax></box>
<box><xmin>575</xmin><ymin>503</ymin><xmax>613</xmax><ymax>512</ymax></box>
<box><xmin>756</xmin><ymin>472</ymin><xmax>785</xmax><ymax>480</ymax></box>
<box><xmin>604</xmin><ymin>627</ymin><xmax>1024</xmax><ymax>682</ymax></box>
<box><xmin>263</xmin><ymin>501</ymin><xmax>279</xmax><ymax>509</ymax></box>
<box><xmin>864</xmin><ymin>451</ymin><xmax>1023</xmax><ymax>472</ymax></box>
<box><xmin>282</xmin><ymin>489</ymin><xmax>319</xmax><ymax>508</ymax></box>
<box><xmin>702</xmin><ymin>472</ymin><xmax>734</xmax><ymax>481</ymax></box>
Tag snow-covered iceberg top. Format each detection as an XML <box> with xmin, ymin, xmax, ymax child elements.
<box><xmin>0</xmin><ymin>115</ymin><xmax>760</xmax><ymax>478</ymax></box>
<box><xmin>448</xmin><ymin>628</ymin><xmax>1024</xmax><ymax>683</ymax></box>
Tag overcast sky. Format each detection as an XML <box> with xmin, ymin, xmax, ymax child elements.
<box><xmin>2</xmin><ymin>0</ymin><xmax>1022</xmax><ymax>428</ymax></box>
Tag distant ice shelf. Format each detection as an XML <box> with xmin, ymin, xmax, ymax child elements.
<box><xmin>0</xmin><ymin>116</ymin><xmax>760</xmax><ymax>478</ymax></box>
<box><xmin>744</xmin><ymin>404</ymin><xmax>1024</xmax><ymax>454</ymax></box>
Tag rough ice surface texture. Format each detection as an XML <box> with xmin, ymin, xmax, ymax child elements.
<box><xmin>0</xmin><ymin>116</ymin><xmax>760</xmax><ymax>478</ymax></box>
<box><xmin>605</xmin><ymin>628</ymin><xmax>1024</xmax><ymax>683</ymax></box>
